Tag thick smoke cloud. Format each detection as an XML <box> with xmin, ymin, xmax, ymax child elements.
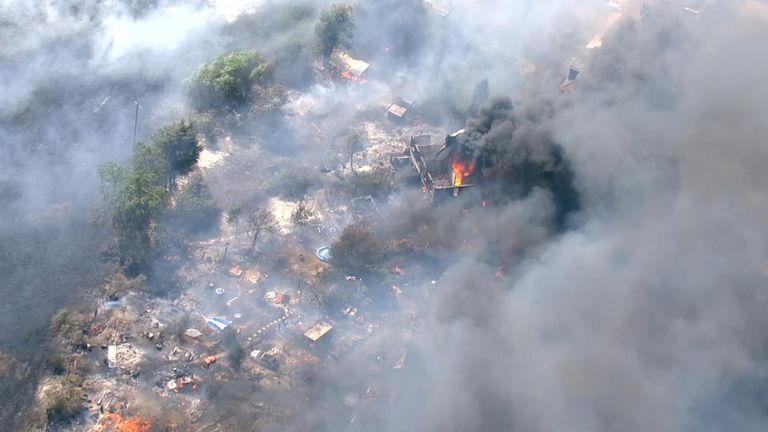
<box><xmin>456</xmin><ymin>96</ymin><xmax>580</xmax><ymax>228</ymax></box>
<box><xmin>376</xmin><ymin>3</ymin><xmax>768</xmax><ymax>432</ymax></box>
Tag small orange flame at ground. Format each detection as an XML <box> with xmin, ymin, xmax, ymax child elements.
<box><xmin>98</xmin><ymin>413</ymin><xmax>151</xmax><ymax>432</ymax></box>
<box><xmin>391</xmin><ymin>265</ymin><xmax>406</xmax><ymax>277</ymax></box>
<box><xmin>229</xmin><ymin>264</ymin><xmax>242</xmax><ymax>277</ymax></box>
<box><xmin>451</xmin><ymin>159</ymin><xmax>475</xmax><ymax>187</ymax></box>
<box><xmin>203</xmin><ymin>353</ymin><xmax>224</xmax><ymax>367</ymax></box>
<box><xmin>339</xmin><ymin>70</ymin><xmax>368</xmax><ymax>84</ymax></box>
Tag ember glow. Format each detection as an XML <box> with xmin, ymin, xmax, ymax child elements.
<box><xmin>339</xmin><ymin>70</ymin><xmax>368</xmax><ymax>84</ymax></box>
<box><xmin>451</xmin><ymin>159</ymin><xmax>476</xmax><ymax>187</ymax></box>
<box><xmin>97</xmin><ymin>413</ymin><xmax>151</xmax><ymax>432</ymax></box>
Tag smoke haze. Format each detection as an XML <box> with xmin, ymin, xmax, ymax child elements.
<box><xmin>2</xmin><ymin>0</ymin><xmax>768</xmax><ymax>431</ymax></box>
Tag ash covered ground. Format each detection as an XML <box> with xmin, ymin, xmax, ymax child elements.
<box><xmin>2</xmin><ymin>1</ymin><xmax>768</xmax><ymax>431</ymax></box>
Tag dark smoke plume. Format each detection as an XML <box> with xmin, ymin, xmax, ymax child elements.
<box><xmin>460</xmin><ymin>96</ymin><xmax>580</xmax><ymax>228</ymax></box>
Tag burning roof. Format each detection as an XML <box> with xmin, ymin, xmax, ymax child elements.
<box><xmin>407</xmin><ymin>130</ymin><xmax>483</xmax><ymax>203</ymax></box>
<box><xmin>387</xmin><ymin>104</ymin><xmax>407</xmax><ymax>120</ymax></box>
<box><xmin>329</xmin><ymin>49</ymin><xmax>370</xmax><ymax>78</ymax></box>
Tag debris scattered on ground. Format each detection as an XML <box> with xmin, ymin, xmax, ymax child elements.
<box><xmin>228</xmin><ymin>264</ymin><xmax>242</xmax><ymax>277</ymax></box>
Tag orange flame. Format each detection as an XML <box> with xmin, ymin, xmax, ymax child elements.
<box><xmin>451</xmin><ymin>159</ymin><xmax>475</xmax><ymax>187</ymax></box>
<box><xmin>203</xmin><ymin>354</ymin><xmax>224</xmax><ymax>367</ymax></box>
<box><xmin>339</xmin><ymin>70</ymin><xmax>368</xmax><ymax>84</ymax></box>
<box><xmin>98</xmin><ymin>413</ymin><xmax>151</xmax><ymax>432</ymax></box>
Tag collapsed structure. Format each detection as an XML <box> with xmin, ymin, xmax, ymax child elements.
<box><xmin>405</xmin><ymin>130</ymin><xmax>483</xmax><ymax>204</ymax></box>
<box><xmin>329</xmin><ymin>49</ymin><xmax>370</xmax><ymax>83</ymax></box>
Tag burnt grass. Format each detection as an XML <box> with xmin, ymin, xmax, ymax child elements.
<box><xmin>0</xmin><ymin>218</ymin><xmax>106</xmax><ymax>430</ymax></box>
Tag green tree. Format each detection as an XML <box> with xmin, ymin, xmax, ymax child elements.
<box><xmin>149</xmin><ymin>120</ymin><xmax>201</xmax><ymax>191</ymax></box>
<box><xmin>185</xmin><ymin>51</ymin><xmax>274</xmax><ymax>111</ymax></box>
<box><xmin>98</xmin><ymin>160</ymin><xmax>166</xmax><ymax>234</ymax></box>
<box><xmin>331</xmin><ymin>223</ymin><xmax>382</xmax><ymax>275</ymax></box>
<box><xmin>99</xmin><ymin>160</ymin><xmax>167</xmax><ymax>270</ymax></box>
<box><xmin>97</xmin><ymin>119</ymin><xmax>201</xmax><ymax>269</ymax></box>
<box><xmin>315</xmin><ymin>4</ymin><xmax>355</xmax><ymax>57</ymax></box>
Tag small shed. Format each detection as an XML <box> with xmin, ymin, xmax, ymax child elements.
<box><xmin>387</xmin><ymin>104</ymin><xmax>407</xmax><ymax>121</ymax></box>
<box><xmin>304</xmin><ymin>321</ymin><xmax>333</xmax><ymax>343</ymax></box>
<box><xmin>330</xmin><ymin>49</ymin><xmax>370</xmax><ymax>78</ymax></box>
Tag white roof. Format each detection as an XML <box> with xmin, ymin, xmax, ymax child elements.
<box><xmin>330</xmin><ymin>49</ymin><xmax>370</xmax><ymax>77</ymax></box>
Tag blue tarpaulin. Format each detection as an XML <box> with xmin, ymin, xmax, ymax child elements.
<box><xmin>206</xmin><ymin>317</ymin><xmax>231</xmax><ymax>331</ymax></box>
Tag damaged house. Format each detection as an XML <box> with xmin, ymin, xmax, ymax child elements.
<box><xmin>329</xmin><ymin>49</ymin><xmax>370</xmax><ymax>83</ymax></box>
<box><xmin>405</xmin><ymin>130</ymin><xmax>484</xmax><ymax>205</ymax></box>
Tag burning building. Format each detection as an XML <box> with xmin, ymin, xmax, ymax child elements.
<box><xmin>329</xmin><ymin>49</ymin><xmax>370</xmax><ymax>83</ymax></box>
<box><xmin>406</xmin><ymin>130</ymin><xmax>483</xmax><ymax>205</ymax></box>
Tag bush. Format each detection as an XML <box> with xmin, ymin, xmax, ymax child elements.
<box><xmin>331</xmin><ymin>224</ymin><xmax>383</xmax><ymax>275</ymax></box>
<box><xmin>192</xmin><ymin>112</ymin><xmax>216</xmax><ymax>141</ymax></box>
<box><xmin>49</xmin><ymin>353</ymin><xmax>66</xmax><ymax>375</ymax></box>
<box><xmin>50</xmin><ymin>309</ymin><xmax>70</xmax><ymax>333</ymax></box>
<box><xmin>44</xmin><ymin>376</ymin><xmax>83</xmax><ymax>422</ymax></box>
<box><xmin>291</xmin><ymin>199</ymin><xmax>315</xmax><ymax>225</ymax></box>
<box><xmin>105</xmin><ymin>271</ymin><xmax>147</xmax><ymax>300</ymax></box>
<box><xmin>50</xmin><ymin>309</ymin><xmax>88</xmax><ymax>348</ymax></box>
<box><xmin>265</xmin><ymin>168</ymin><xmax>316</xmax><ymax>200</ymax></box>
<box><xmin>352</xmin><ymin>167</ymin><xmax>393</xmax><ymax>197</ymax></box>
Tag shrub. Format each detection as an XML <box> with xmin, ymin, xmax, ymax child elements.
<box><xmin>44</xmin><ymin>376</ymin><xmax>83</xmax><ymax>422</ymax></box>
<box><xmin>105</xmin><ymin>271</ymin><xmax>147</xmax><ymax>300</ymax></box>
<box><xmin>331</xmin><ymin>224</ymin><xmax>383</xmax><ymax>275</ymax></box>
<box><xmin>48</xmin><ymin>353</ymin><xmax>66</xmax><ymax>375</ymax></box>
<box><xmin>50</xmin><ymin>309</ymin><xmax>70</xmax><ymax>333</ymax></box>
<box><xmin>352</xmin><ymin>167</ymin><xmax>393</xmax><ymax>197</ymax></box>
<box><xmin>192</xmin><ymin>112</ymin><xmax>216</xmax><ymax>141</ymax></box>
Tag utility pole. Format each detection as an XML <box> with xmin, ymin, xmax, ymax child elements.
<box><xmin>132</xmin><ymin>101</ymin><xmax>141</xmax><ymax>146</ymax></box>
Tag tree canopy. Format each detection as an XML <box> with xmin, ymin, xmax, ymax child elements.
<box><xmin>331</xmin><ymin>223</ymin><xmax>382</xmax><ymax>275</ymax></box>
<box><xmin>315</xmin><ymin>4</ymin><xmax>355</xmax><ymax>57</ymax></box>
<box><xmin>98</xmin><ymin>119</ymin><xmax>203</xmax><ymax>270</ymax></box>
<box><xmin>148</xmin><ymin>120</ymin><xmax>201</xmax><ymax>190</ymax></box>
<box><xmin>185</xmin><ymin>51</ymin><xmax>275</xmax><ymax>111</ymax></box>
